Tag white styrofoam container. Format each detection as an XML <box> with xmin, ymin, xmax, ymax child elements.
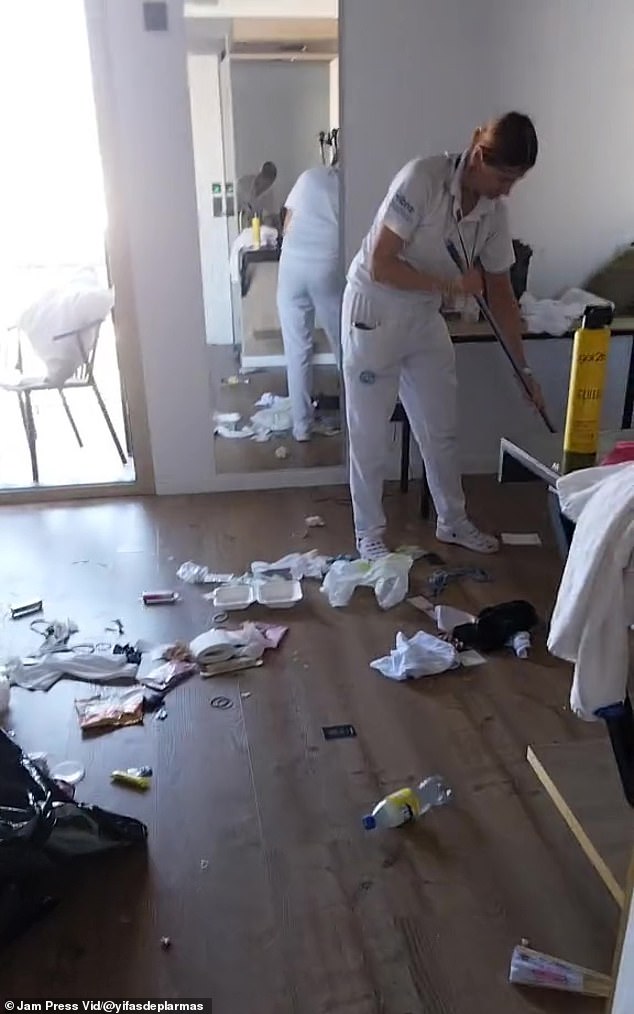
<box><xmin>211</xmin><ymin>585</ymin><xmax>255</xmax><ymax>610</ymax></box>
<box><xmin>255</xmin><ymin>579</ymin><xmax>303</xmax><ymax>608</ymax></box>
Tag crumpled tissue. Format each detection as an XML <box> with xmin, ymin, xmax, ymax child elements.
<box><xmin>321</xmin><ymin>554</ymin><xmax>412</xmax><ymax>610</ymax></box>
<box><xmin>370</xmin><ymin>631</ymin><xmax>459</xmax><ymax>680</ymax></box>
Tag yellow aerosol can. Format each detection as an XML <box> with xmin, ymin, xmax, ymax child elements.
<box><xmin>562</xmin><ymin>304</ymin><xmax>613</xmax><ymax>473</ymax></box>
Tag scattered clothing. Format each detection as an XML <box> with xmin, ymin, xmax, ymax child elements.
<box><xmin>548</xmin><ymin>464</ymin><xmax>634</xmax><ymax>720</ymax></box>
<box><xmin>519</xmin><ymin>288</ymin><xmax>611</xmax><ymax>336</ymax></box>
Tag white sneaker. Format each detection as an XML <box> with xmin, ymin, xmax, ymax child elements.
<box><xmin>436</xmin><ymin>519</ymin><xmax>499</xmax><ymax>554</ymax></box>
<box><xmin>293</xmin><ymin>428</ymin><xmax>312</xmax><ymax>443</ymax></box>
<box><xmin>357</xmin><ymin>535</ymin><xmax>390</xmax><ymax>561</ymax></box>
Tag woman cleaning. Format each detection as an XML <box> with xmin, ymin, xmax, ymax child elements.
<box><xmin>342</xmin><ymin>111</ymin><xmax>545</xmax><ymax>559</ymax></box>
<box><xmin>277</xmin><ymin>156</ymin><xmax>341</xmax><ymax>442</ymax></box>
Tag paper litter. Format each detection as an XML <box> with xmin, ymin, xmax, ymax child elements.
<box><xmin>189</xmin><ymin>621</ymin><xmax>287</xmax><ymax>665</ymax></box>
<box><xmin>305</xmin><ymin>515</ymin><xmax>325</xmax><ymax>528</ymax></box>
<box><xmin>275</xmin><ymin>446</ymin><xmax>289</xmax><ymax>460</ymax></box>
<box><xmin>370</xmin><ymin>631</ymin><xmax>459</xmax><ymax>680</ymax></box>
<box><xmin>501</xmin><ymin>532</ymin><xmax>542</xmax><ymax>546</ymax></box>
<box><xmin>520</xmin><ymin>288</ymin><xmax>612</xmax><ymax>337</ymax></box>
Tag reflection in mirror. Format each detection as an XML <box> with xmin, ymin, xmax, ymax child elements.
<box><xmin>186</xmin><ymin>12</ymin><xmax>342</xmax><ymax>475</ymax></box>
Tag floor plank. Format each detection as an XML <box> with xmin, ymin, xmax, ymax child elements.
<box><xmin>0</xmin><ymin>479</ymin><xmax>620</xmax><ymax>1012</ymax></box>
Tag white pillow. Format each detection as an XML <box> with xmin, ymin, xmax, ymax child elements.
<box><xmin>18</xmin><ymin>282</ymin><xmax>114</xmax><ymax>385</ymax></box>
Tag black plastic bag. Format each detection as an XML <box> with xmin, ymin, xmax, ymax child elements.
<box><xmin>0</xmin><ymin>729</ymin><xmax>147</xmax><ymax>945</ymax></box>
<box><xmin>453</xmin><ymin>600</ymin><xmax>538</xmax><ymax>652</ymax></box>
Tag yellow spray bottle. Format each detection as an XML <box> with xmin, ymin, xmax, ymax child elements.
<box><xmin>251</xmin><ymin>213</ymin><xmax>261</xmax><ymax>249</ymax></box>
<box><xmin>562</xmin><ymin>305</ymin><xmax>613</xmax><ymax>474</ymax></box>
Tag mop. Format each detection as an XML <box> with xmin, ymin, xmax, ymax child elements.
<box><xmin>446</xmin><ymin>238</ymin><xmax>556</xmax><ymax>433</ymax></box>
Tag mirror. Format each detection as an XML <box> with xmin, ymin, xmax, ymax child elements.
<box><xmin>186</xmin><ymin>11</ymin><xmax>342</xmax><ymax>475</ymax></box>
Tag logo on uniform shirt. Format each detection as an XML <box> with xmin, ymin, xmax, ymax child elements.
<box><xmin>359</xmin><ymin>370</ymin><xmax>376</xmax><ymax>385</ymax></box>
<box><xmin>391</xmin><ymin>191</ymin><xmax>415</xmax><ymax>218</ymax></box>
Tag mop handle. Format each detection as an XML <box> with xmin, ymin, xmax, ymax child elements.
<box><xmin>445</xmin><ymin>241</ymin><xmax>556</xmax><ymax>433</ymax></box>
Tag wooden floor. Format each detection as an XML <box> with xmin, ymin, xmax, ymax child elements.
<box><xmin>209</xmin><ymin>345</ymin><xmax>343</xmax><ymax>474</ymax></box>
<box><xmin>0</xmin><ymin>479</ymin><xmax>619</xmax><ymax>1011</ymax></box>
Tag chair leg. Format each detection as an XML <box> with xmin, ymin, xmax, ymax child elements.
<box><xmin>58</xmin><ymin>390</ymin><xmax>83</xmax><ymax>448</ymax></box>
<box><xmin>90</xmin><ymin>379</ymin><xmax>127</xmax><ymax>464</ymax></box>
<box><xmin>19</xmin><ymin>391</ymin><xmax>39</xmax><ymax>484</ymax></box>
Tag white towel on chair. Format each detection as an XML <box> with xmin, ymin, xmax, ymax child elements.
<box><xmin>548</xmin><ymin>463</ymin><xmax>634</xmax><ymax>720</ymax></box>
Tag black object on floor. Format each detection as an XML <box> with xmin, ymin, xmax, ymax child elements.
<box><xmin>453</xmin><ymin>600</ymin><xmax>538</xmax><ymax>652</ymax></box>
<box><xmin>0</xmin><ymin>730</ymin><xmax>147</xmax><ymax>947</ymax></box>
<box><xmin>322</xmin><ymin>724</ymin><xmax>357</xmax><ymax>741</ymax></box>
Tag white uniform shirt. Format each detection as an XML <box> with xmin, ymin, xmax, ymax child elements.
<box><xmin>347</xmin><ymin>152</ymin><xmax>515</xmax><ymax>309</ymax></box>
<box><xmin>281</xmin><ymin>166</ymin><xmax>340</xmax><ymax>263</ymax></box>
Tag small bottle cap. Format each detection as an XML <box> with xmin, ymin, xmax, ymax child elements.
<box><xmin>362</xmin><ymin>814</ymin><xmax>376</xmax><ymax>830</ymax></box>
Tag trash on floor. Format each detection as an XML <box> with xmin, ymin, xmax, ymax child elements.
<box><xmin>30</xmin><ymin>617</ymin><xmax>78</xmax><ymax>655</ymax></box>
<box><xmin>50</xmin><ymin>759</ymin><xmax>85</xmax><ymax>786</ymax></box>
<box><xmin>105</xmin><ymin>619</ymin><xmax>125</xmax><ymax>636</ymax></box>
<box><xmin>240</xmin><ymin>691</ymin><xmax>251</xmax><ymax>699</ymax></box>
<box><xmin>200</xmin><ymin>658</ymin><xmax>263</xmax><ymax>679</ymax></box>
<box><xmin>251</xmin><ymin>398</ymin><xmax>292</xmax><ymax>434</ymax></box>
<box><xmin>155</xmin><ymin>706</ymin><xmax>168</xmax><ymax>721</ymax></box>
<box><xmin>275</xmin><ymin>446</ymin><xmax>289</xmax><ymax>460</ymax></box>
<box><xmin>363</xmin><ymin>775</ymin><xmax>452</xmax><ymax>830</ymax></box>
<box><xmin>215</xmin><ymin>424</ymin><xmax>256</xmax><ymax>440</ymax></box>
<box><xmin>139</xmin><ymin>658</ymin><xmax>198</xmax><ymax>693</ymax></box>
<box><xmin>111</xmin><ymin>768</ymin><xmax>152</xmax><ymax>791</ymax></box>
<box><xmin>252</xmin><ymin>550</ymin><xmax>330</xmax><ymax>581</ymax></box>
<box><xmin>508</xmin><ymin>631</ymin><xmax>531</xmax><ymax>658</ymax></box>
<box><xmin>305</xmin><ymin>515</ymin><xmax>325</xmax><ymax>528</ymax></box>
<box><xmin>210</xmin><ymin>696</ymin><xmax>233</xmax><ymax>710</ymax></box>
<box><xmin>433</xmin><ymin>604</ymin><xmax>476</xmax><ymax>633</ymax></box>
<box><xmin>10</xmin><ymin>599</ymin><xmax>43</xmax><ymax>620</ymax></box>
<box><xmin>370</xmin><ymin>630</ymin><xmax>459</xmax><ymax>680</ymax></box>
<box><xmin>160</xmin><ymin>936</ymin><xmax>172</xmax><ymax>950</ymax></box>
<box><xmin>508</xmin><ymin>944</ymin><xmax>612</xmax><ymax>997</ymax></box>
<box><xmin>452</xmin><ymin>600</ymin><xmax>538</xmax><ymax>652</ymax></box>
<box><xmin>501</xmin><ymin>532</ymin><xmax>543</xmax><ymax>546</ymax></box>
<box><xmin>222</xmin><ymin>374</ymin><xmax>249</xmax><ymax>387</ymax></box>
<box><xmin>200</xmin><ymin>859</ymin><xmax>209</xmax><ymax>870</ymax></box>
<box><xmin>142</xmin><ymin>591</ymin><xmax>179</xmax><ymax>606</ymax></box>
<box><xmin>458</xmin><ymin>649</ymin><xmax>487</xmax><ymax>668</ymax></box>
<box><xmin>75</xmin><ymin>686</ymin><xmax>145</xmax><ymax>732</ymax></box>
<box><xmin>408</xmin><ymin>595</ymin><xmax>435</xmax><ymax>616</ymax></box>
<box><xmin>5</xmin><ymin>652</ymin><xmax>139</xmax><ymax>692</ymax></box>
<box><xmin>210</xmin><ymin>579</ymin><xmax>302</xmax><ymax>611</ymax></box>
<box><xmin>0</xmin><ymin>675</ymin><xmax>10</xmax><ymax>714</ymax></box>
<box><xmin>322</xmin><ymin>724</ymin><xmax>357</xmax><ymax>740</ymax></box>
<box><xmin>177</xmin><ymin>561</ymin><xmax>236</xmax><ymax>585</ymax></box>
<box><xmin>427</xmin><ymin>566</ymin><xmax>492</xmax><ymax>598</ymax></box>
<box><xmin>213</xmin><ymin>411</ymin><xmax>241</xmax><ymax>431</ymax></box>
<box><xmin>321</xmin><ymin>554</ymin><xmax>412</xmax><ymax>610</ymax></box>
<box><xmin>143</xmin><ymin>689</ymin><xmax>166</xmax><ymax>712</ymax></box>
<box><xmin>189</xmin><ymin>622</ymin><xmax>271</xmax><ymax>664</ymax></box>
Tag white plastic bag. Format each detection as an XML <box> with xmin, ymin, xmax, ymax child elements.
<box><xmin>19</xmin><ymin>279</ymin><xmax>114</xmax><ymax>385</ymax></box>
<box><xmin>320</xmin><ymin>555</ymin><xmax>412</xmax><ymax>610</ymax></box>
<box><xmin>370</xmin><ymin>631</ymin><xmax>458</xmax><ymax>681</ymax></box>
<box><xmin>252</xmin><ymin>550</ymin><xmax>330</xmax><ymax>581</ymax></box>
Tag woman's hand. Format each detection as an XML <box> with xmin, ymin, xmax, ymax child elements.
<box><xmin>446</xmin><ymin>268</ymin><xmax>484</xmax><ymax>299</ymax></box>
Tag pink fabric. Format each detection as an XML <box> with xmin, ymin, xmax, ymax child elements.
<box><xmin>601</xmin><ymin>442</ymin><xmax>634</xmax><ymax>466</ymax></box>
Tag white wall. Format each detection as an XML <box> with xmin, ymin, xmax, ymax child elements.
<box><xmin>86</xmin><ymin>0</ymin><xmax>214</xmax><ymax>494</ymax></box>
<box><xmin>341</xmin><ymin>0</ymin><xmax>634</xmax><ymax>472</ymax></box>
<box><xmin>231</xmin><ymin>61</ymin><xmax>330</xmax><ymax>206</ymax></box>
<box><xmin>329</xmin><ymin>56</ymin><xmax>339</xmax><ymax>130</ymax></box>
<box><xmin>187</xmin><ymin>53</ymin><xmax>235</xmax><ymax>346</ymax></box>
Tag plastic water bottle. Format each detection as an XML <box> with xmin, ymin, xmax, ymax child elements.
<box><xmin>362</xmin><ymin>775</ymin><xmax>452</xmax><ymax>830</ymax></box>
<box><xmin>0</xmin><ymin>675</ymin><xmax>10</xmax><ymax>715</ymax></box>
<box><xmin>509</xmin><ymin>631</ymin><xmax>531</xmax><ymax>658</ymax></box>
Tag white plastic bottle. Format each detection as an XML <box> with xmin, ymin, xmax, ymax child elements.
<box><xmin>362</xmin><ymin>775</ymin><xmax>452</xmax><ymax>831</ymax></box>
<box><xmin>508</xmin><ymin>631</ymin><xmax>531</xmax><ymax>658</ymax></box>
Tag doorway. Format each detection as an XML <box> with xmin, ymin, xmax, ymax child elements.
<box><xmin>0</xmin><ymin>0</ymin><xmax>134</xmax><ymax>491</ymax></box>
<box><xmin>186</xmin><ymin>11</ymin><xmax>343</xmax><ymax>477</ymax></box>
